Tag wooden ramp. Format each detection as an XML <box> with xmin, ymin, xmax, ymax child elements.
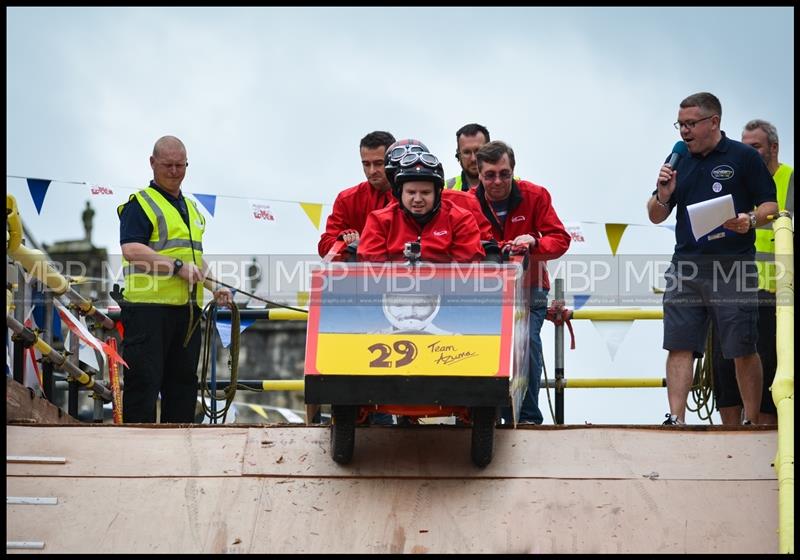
<box><xmin>6</xmin><ymin>424</ymin><xmax>778</xmax><ymax>553</ymax></box>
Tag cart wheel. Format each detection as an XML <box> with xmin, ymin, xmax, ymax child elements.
<box><xmin>470</xmin><ymin>406</ymin><xmax>496</xmax><ymax>468</ymax></box>
<box><xmin>331</xmin><ymin>405</ymin><xmax>358</xmax><ymax>464</ymax></box>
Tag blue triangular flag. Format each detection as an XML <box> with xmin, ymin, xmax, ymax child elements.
<box><xmin>27</xmin><ymin>179</ymin><xmax>52</xmax><ymax>214</ymax></box>
<box><xmin>214</xmin><ymin>318</ymin><xmax>255</xmax><ymax>348</ymax></box>
<box><xmin>661</xmin><ymin>224</ymin><xmax>676</xmax><ymax>232</ymax></box>
<box><xmin>573</xmin><ymin>294</ymin><xmax>591</xmax><ymax>310</ymax></box>
<box><xmin>193</xmin><ymin>193</ymin><xmax>217</xmax><ymax>217</ymax></box>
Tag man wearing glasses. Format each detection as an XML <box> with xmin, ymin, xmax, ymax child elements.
<box><xmin>647</xmin><ymin>92</ymin><xmax>777</xmax><ymax>426</ymax></box>
<box><xmin>318</xmin><ymin>131</ymin><xmax>396</xmax><ymax>259</ymax></box>
<box><xmin>118</xmin><ymin>135</ymin><xmax>232</xmax><ymax>423</ymax></box>
<box><xmin>446</xmin><ymin>123</ymin><xmax>491</xmax><ymax>192</ymax></box>
<box><xmin>472</xmin><ymin>141</ymin><xmax>571</xmax><ymax>425</ymax></box>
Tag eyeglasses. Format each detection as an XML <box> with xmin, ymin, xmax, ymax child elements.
<box><xmin>398</xmin><ymin>152</ymin><xmax>440</xmax><ymax>168</ymax></box>
<box><xmin>481</xmin><ymin>170</ymin><xmax>513</xmax><ymax>182</ymax></box>
<box><xmin>387</xmin><ymin>144</ymin><xmax>426</xmax><ymax>164</ymax></box>
<box><xmin>673</xmin><ymin>115</ymin><xmax>715</xmax><ymax>130</ymax></box>
<box><xmin>155</xmin><ymin>160</ymin><xmax>188</xmax><ymax>171</ymax></box>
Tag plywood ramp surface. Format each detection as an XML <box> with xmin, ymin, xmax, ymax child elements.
<box><xmin>6</xmin><ymin>425</ymin><xmax>778</xmax><ymax>553</ymax></box>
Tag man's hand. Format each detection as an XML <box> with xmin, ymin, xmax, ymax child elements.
<box><xmin>340</xmin><ymin>229</ymin><xmax>359</xmax><ymax>244</ymax></box>
<box><xmin>512</xmin><ymin>234</ymin><xmax>537</xmax><ymax>250</ymax></box>
<box><xmin>177</xmin><ymin>261</ymin><xmax>205</xmax><ymax>285</ymax></box>
<box><xmin>723</xmin><ymin>212</ymin><xmax>753</xmax><ymax>234</ymax></box>
<box><xmin>656</xmin><ymin>165</ymin><xmax>677</xmax><ymax>202</ymax></box>
<box><xmin>213</xmin><ymin>287</ymin><xmax>233</xmax><ymax>308</ymax></box>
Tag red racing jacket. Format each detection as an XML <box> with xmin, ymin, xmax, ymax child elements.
<box><xmin>318</xmin><ymin>181</ymin><xmax>394</xmax><ymax>257</ymax></box>
<box><xmin>471</xmin><ymin>179</ymin><xmax>570</xmax><ymax>290</ymax></box>
<box><xmin>441</xmin><ymin>188</ymin><xmax>494</xmax><ymax>242</ymax></box>
<box><xmin>357</xmin><ymin>199</ymin><xmax>486</xmax><ymax>263</ymax></box>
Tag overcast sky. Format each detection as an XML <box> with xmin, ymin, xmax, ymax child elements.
<box><xmin>6</xmin><ymin>7</ymin><xmax>794</xmax><ymax>425</ymax></box>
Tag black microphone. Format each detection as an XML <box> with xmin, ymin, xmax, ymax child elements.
<box><xmin>659</xmin><ymin>141</ymin><xmax>688</xmax><ymax>186</ymax></box>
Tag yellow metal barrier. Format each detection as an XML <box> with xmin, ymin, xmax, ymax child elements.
<box><xmin>571</xmin><ymin>308</ymin><xmax>663</xmax><ymax>321</ymax></box>
<box><xmin>265</xmin><ymin>309</ymin><xmax>310</xmax><ymax>321</ymax></box>
<box><xmin>559</xmin><ymin>378</ymin><xmax>665</xmax><ymax>389</ymax></box>
<box><xmin>261</xmin><ymin>379</ymin><xmax>304</xmax><ymax>392</ymax></box>
<box><xmin>772</xmin><ymin>212</ymin><xmax>794</xmax><ymax>554</ymax></box>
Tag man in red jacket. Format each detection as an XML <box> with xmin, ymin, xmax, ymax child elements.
<box><xmin>384</xmin><ymin>139</ymin><xmax>497</xmax><ymax>247</ymax></box>
<box><xmin>318</xmin><ymin>131</ymin><xmax>396</xmax><ymax>258</ymax></box>
<box><xmin>358</xmin><ymin>150</ymin><xmax>485</xmax><ymax>263</ymax></box>
<box><xmin>473</xmin><ymin>140</ymin><xmax>571</xmax><ymax>424</ymax></box>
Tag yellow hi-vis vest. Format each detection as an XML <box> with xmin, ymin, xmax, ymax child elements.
<box><xmin>755</xmin><ymin>163</ymin><xmax>794</xmax><ymax>292</ymax></box>
<box><xmin>118</xmin><ymin>187</ymin><xmax>206</xmax><ymax>305</ymax></box>
<box><xmin>445</xmin><ymin>174</ymin><xmax>466</xmax><ymax>191</ymax></box>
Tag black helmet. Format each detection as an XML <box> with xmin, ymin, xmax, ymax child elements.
<box><xmin>391</xmin><ymin>152</ymin><xmax>445</xmax><ymax>200</ymax></box>
<box><xmin>384</xmin><ymin>138</ymin><xmax>429</xmax><ymax>188</ymax></box>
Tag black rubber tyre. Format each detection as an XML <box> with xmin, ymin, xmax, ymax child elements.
<box><xmin>330</xmin><ymin>405</ymin><xmax>358</xmax><ymax>464</ymax></box>
<box><xmin>470</xmin><ymin>406</ymin><xmax>496</xmax><ymax>468</ymax></box>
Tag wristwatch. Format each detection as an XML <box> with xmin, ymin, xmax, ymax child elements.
<box><xmin>748</xmin><ymin>211</ymin><xmax>757</xmax><ymax>230</ymax></box>
<box><xmin>172</xmin><ymin>258</ymin><xmax>184</xmax><ymax>276</ymax></box>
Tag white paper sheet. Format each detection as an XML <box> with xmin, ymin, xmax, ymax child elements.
<box><xmin>686</xmin><ymin>194</ymin><xmax>736</xmax><ymax>241</ymax></box>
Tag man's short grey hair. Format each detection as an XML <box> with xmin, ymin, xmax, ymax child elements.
<box><xmin>680</xmin><ymin>92</ymin><xmax>722</xmax><ymax>120</ymax></box>
<box><xmin>743</xmin><ymin>119</ymin><xmax>779</xmax><ymax>145</ymax></box>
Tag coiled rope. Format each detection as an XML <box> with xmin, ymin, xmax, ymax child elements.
<box><xmin>687</xmin><ymin>327</ymin><xmax>716</xmax><ymax>424</ymax></box>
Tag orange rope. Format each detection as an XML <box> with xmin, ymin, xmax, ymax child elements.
<box><xmin>107</xmin><ymin>336</ymin><xmax>123</xmax><ymax>424</ymax></box>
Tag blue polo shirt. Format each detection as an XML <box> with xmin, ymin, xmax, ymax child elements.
<box><xmin>663</xmin><ymin>132</ymin><xmax>775</xmax><ymax>259</ymax></box>
<box><xmin>119</xmin><ymin>181</ymin><xmax>191</xmax><ymax>245</ymax></box>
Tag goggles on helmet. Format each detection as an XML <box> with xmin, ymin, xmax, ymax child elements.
<box><xmin>398</xmin><ymin>152</ymin><xmax>440</xmax><ymax>169</ymax></box>
<box><xmin>387</xmin><ymin>144</ymin><xmax>427</xmax><ymax>165</ymax></box>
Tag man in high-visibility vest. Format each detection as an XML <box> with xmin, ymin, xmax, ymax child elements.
<box><xmin>445</xmin><ymin>123</ymin><xmax>490</xmax><ymax>192</ymax></box>
<box><xmin>712</xmin><ymin>119</ymin><xmax>793</xmax><ymax>424</ymax></box>
<box><xmin>118</xmin><ymin>135</ymin><xmax>232</xmax><ymax>423</ymax></box>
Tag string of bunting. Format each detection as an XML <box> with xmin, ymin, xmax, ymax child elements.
<box><xmin>7</xmin><ymin>174</ymin><xmax>331</xmax><ymax>230</ymax></box>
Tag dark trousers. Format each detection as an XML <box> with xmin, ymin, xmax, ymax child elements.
<box><xmin>712</xmin><ymin>290</ymin><xmax>777</xmax><ymax>414</ymax></box>
<box><xmin>121</xmin><ymin>304</ymin><xmax>201</xmax><ymax>423</ymax></box>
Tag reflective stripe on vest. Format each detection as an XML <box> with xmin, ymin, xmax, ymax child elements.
<box><xmin>119</xmin><ymin>187</ymin><xmax>206</xmax><ymax>305</ymax></box>
<box><xmin>754</xmin><ymin>163</ymin><xmax>793</xmax><ymax>292</ymax></box>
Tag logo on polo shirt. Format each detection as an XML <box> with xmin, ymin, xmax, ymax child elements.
<box><xmin>511</xmin><ymin>215</ymin><xmax>525</xmax><ymax>223</ymax></box>
<box><xmin>433</xmin><ymin>230</ymin><xmax>448</xmax><ymax>236</ymax></box>
<box><xmin>711</xmin><ymin>165</ymin><xmax>734</xmax><ymax>180</ymax></box>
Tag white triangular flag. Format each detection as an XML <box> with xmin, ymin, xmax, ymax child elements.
<box><xmin>591</xmin><ymin>320</ymin><xmax>634</xmax><ymax>361</ymax></box>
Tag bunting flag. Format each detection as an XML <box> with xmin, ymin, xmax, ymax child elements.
<box><xmin>573</xmin><ymin>294</ymin><xmax>591</xmax><ymax>310</ymax></box>
<box><xmin>591</xmin><ymin>320</ymin><xmax>634</xmax><ymax>361</ymax></box>
<box><xmin>193</xmin><ymin>193</ymin><xmax>217</xmax><ymax>217</ymax></box>
<box><xmin>249</xmin><ymin>200</ymin><xmax>277</xmax><ymax>223</ymax></box>
<box><xmin>296</xmin><ymin>291</ymin><xmax>310</xmax><ymax>307</ymax></box>
<box><xmin>54</xmin><ymin>299</ymin><xmax>127</xmax><ymax>368</ymax></box>
<box><xmin>604</xmin><ymin>223</ymin><xmax>629</xmax><ymax>256</ymax></box>
<box><xmin>300</xmin><ymin>202</ymin><xmax>323</xmax><ymax>229</ymax></box>
<box><xmin>26</xmin><ymin>178</ymin><xmax>52</xmax><ymax>214</ymax></box>
<box><xmin>215</xmin><ymin>318</ymin><xmax>255</xmax><ymax>349</ymax></box>
<box><xmin>660</xmin><ymin>224</ymin><xmax>676</xmax><ymax>232</ymax></box>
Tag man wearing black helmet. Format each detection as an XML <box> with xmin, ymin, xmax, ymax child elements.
<box><xmin>385</xmin><ymin>139</ymin><xmax>496</xmax><ymax>245</ymax></box>
<box><xmin>358</xmin><ymin>149</ymin><xmax>485</xmax><ymax>263</ymax></box>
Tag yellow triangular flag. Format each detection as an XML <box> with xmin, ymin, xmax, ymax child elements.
<box><xmin>299</xmin><ymin>202</ymin><xmax>323</xmax><ymax>229</ymax></box>
<box><xmin>605</xmin><ymin>223</ymin><xmax>629</xmax><ymax>256</ymax></box>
